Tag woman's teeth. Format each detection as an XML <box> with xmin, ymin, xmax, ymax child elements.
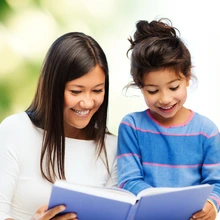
<box><xmin>73</xmin><ymin>109</ymin><xmax>90</xmax><ymax>116</ymax></box>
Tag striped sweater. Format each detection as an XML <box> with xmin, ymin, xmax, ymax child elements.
<box><xmin>117</xmin><ymin>109</ymin><xmax>220</xmax><ymax>211</ymax></box>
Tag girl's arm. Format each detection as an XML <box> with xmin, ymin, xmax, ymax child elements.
<box><xmin>117</xmin><ymin>118</ymin><xmax>151</xmax><ymax>195</ymax></box>
<box><xmin>200</xmin><ymin>131</ymin><xmax>220</xmax><ymax>212</ymax></box>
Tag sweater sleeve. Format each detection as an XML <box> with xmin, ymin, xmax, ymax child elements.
<box><xmin>117</xmin><ymin>116</ymin><xmax>151</xmax><ymax>195</ymax></box>
<box><xmin>201</xmin><ymin>131</ymin><xmax>220</xmax><ymax>212</ymax></box>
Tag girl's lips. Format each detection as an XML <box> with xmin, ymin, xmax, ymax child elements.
<box><xmin>158</xmin><ymin>104</ymin><xmax>177</xmax><ymax>112</ymax></box>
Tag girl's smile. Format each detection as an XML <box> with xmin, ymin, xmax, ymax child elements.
<box><xmin>141</xmin><ymin>68</ymin><xmax>190</xmax><ymax>126</ymax></box>
<box><xmin>158</xmin><ymin>103</ymin><xmax>177</xmax><ymax>113</ymax></box>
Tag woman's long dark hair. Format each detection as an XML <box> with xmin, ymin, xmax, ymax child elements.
<box><xmin>26</xmin><ymin>32</ymin><xmax>110</xmax><ymax>183</ymax></box>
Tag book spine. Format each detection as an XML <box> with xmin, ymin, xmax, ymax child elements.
<box><xmin>126</xmin><ymin>202</ymin><xmax>139</xmax><ymax>220</ymax></box>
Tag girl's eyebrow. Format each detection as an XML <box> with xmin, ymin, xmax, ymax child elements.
<box><xmin>144</xmin><ymin>79</ymin><xmax>180</xmax><ymax>87</ymax></box>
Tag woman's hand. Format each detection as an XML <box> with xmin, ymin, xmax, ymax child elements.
<box><xmin>31</xmin><ymin>205</ymin><xmax>77</xmax><ymax>220</ymax></box>
<box><xmin>190</xmin><ymin>200</ymin><xmax>217</xmax><ymax>220</ymax></box>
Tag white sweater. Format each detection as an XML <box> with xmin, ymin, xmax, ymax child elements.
<box><xmin>0</xmin><ymin>112</ymin><xmax>117</xmax><ymax>220</ymax></box>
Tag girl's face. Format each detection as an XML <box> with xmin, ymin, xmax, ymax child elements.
<box><xmin>141</xmin><ymin>68</ymin><xmax>190</xmax><ymax>125</ymax></box>
<box><xmin>64</xmin><ymin>65</ymin><xmax>105</xmax><ymax>138</ymax></box>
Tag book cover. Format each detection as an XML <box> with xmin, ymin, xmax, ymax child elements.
<box><xmin>133</xmin><ymin>184</ymin><xmax>214</xmax><ymax>220</ymax></box>
<box><xmin>48</xmin><ymin>180</ymin><xmax>214</xmax><ymax>220</ymax></box>
<box><xmin>48</xmin><ymin>181</ymin><xmax>134</xmax><ymax>220</ymax></box>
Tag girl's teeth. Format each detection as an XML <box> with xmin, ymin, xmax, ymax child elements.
<box><xmin>161</xmin><ymin>105</ymin><xmax>173</xmax><ymax>110</ymax></box>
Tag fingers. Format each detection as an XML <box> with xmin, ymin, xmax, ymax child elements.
<box><xmin>44</xmin><ymin>205</ymin><xmax>66</xmax><ymax>219</ymax></box>
<box><xmin>189</xmin><ymin>201</ymin><xmax>216</xmax><ymax>220</ymax></box>
<box><xmin>32</xmin><ymin>204</ymin><xmax>77</xmax><ymax>220</ymax></box>
<box><xmin>47</xmin><ymin>206</ymin><xmax>77</xmax><ymax>220</ymax></box>
<box><xmin>53</xmin><ymin>212</ymin><xmax>78</xmax><ymax>220</ymax></box>
<box><xmin>35</xmin><ymin>205</ymin><xmax>49</xmax><ymax>213</ymax></box>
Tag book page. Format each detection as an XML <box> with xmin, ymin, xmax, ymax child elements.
<box><xmin>137</xmin><ymin>184</ymin><xmax>211</xmax><ymax>199</ymax></box>
<box><xmin>54</xmin><ymin>180</ymin><xmax>137</xmax><ymax>205</ymax></box>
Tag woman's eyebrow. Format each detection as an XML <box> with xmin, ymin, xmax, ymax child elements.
<box><xmin>67</xmin><ymin>82</ymin><xmax>105</xmax><ymax>88</ymax></box>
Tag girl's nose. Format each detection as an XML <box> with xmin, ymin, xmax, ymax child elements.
<box><xmin>159</xmin><ymin>92</ymin><xmax>172</xmax><ymax>105</ymax></box>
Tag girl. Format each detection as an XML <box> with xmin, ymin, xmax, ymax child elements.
<box><xmin>117</xmin><ymin>19</ymin><xmax>220</xmax><ymax>220</ymax></box>
<box><xmin>0</xmin><ymin>32</ymin><xmax>117</xmax><ymax>220</ymax></box>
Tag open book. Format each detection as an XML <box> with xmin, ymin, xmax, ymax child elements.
<box><xmin>48</xmin><ymin>180</ymin><xmax>214</xmax><ymax>220</ymax></box>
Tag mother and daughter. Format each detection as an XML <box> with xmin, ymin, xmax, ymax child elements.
<box><xmin>0</xmin><ymin>18</ymin><xmax>220</xmax><ymax>220</ymax></box>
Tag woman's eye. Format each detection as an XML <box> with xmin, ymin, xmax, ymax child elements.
<box><xmin>93</xmin><ymin>89</ymin><xmax>103</xmax><ymax>93</ymax></box>
<box><xmin>71</xmin><ymin>90</ymin><xmax>81</xmax><ymax>94</ymax></box>
<box><xmin>147</xmin><ymin>90</ymin><xmax>158</xmax><ymax>95</ymax></box>
<box><xmin>170</xmin><ymin>85</ymin><xmax>179</xmax><ymax>91</ymax></box>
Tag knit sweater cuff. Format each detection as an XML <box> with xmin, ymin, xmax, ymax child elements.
<box><xmin>207</xmin><ymin>199</ymin><xmax>218</xmax><ymax>214</ymax></box>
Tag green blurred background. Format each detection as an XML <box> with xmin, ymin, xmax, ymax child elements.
<box><xmin>0</xmin><ymin>0</ymin><xmax>219</xmax><ymax>135</ymax></box>
<box><xmin>0</xmin><ymin>0</ymin><xmax>147</xmax><ymax>134</ymax></box>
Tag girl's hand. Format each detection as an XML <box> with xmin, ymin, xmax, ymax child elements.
<box><xmin>31</xmin><ymin>205</ymin><xmax>77</xmax><ymax>220</ymax></box>
<box><xmin>190</xmin><ymin>201</ymin><xmax>217</xmax><ymax>220</ymax></box>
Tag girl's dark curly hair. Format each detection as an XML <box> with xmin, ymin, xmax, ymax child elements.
<box><xmin>127</xmin><ymin>18</ymin><xmax>192</xmax><ymax>88</ymax></box>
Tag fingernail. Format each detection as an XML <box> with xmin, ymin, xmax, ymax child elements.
<box><xmin>72</xmin><ymin>213</ymin><xmax>77</xmax><ymax>218</ymax></box>
<box><xmin>60</xmin><ymin>205</ymin><xmax>66</xmax><ymax>211</ymax></box>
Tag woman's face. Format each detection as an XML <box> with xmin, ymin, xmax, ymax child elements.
<box><xmin>63</xmin><ymin>65</ymin><xmax>105</xmax><ymax>138</ymax></box>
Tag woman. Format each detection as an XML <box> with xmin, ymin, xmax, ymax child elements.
<box><xmin>0</xmin><ymin>32</ymin><xmax>117</xmax><ymax>220</ymax></box>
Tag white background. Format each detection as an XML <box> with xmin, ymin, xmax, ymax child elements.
<box><xmin>106</xmin><ymin>0</ymin><xmax>220</xmax><ymax>135</ymax></box>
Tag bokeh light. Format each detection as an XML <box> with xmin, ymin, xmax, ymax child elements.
<box><xmin>0</xmin><ymin>0</ymin><xmax>219</xmax><ymax>135</ymax></box>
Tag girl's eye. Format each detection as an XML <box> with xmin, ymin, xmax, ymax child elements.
<box><xmin>71</xmin><ymin>90</ymin><xmax>81</xmax><ymax>94</ymax></box>
<box><xmin>170</xmin><ymin>85</ymin><xmax>179</xmax><ymax>91</ymax></box>
<box><xmin>93</xmin><ymin>89</ymin><xmax>103</xmax><ymax>93</ymax></box>
<box><xmin>147</xmin><ymin>90</ymin><xmax>158</xmax><ymax>95</ymax></box>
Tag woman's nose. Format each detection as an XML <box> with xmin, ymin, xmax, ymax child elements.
<box><xmin>79</xmin><ymin>96</ymin><xmax>94</xmax><ymax>109</ymax></box>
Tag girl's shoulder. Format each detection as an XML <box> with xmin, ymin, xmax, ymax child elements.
<box><xmin>121</xmin><ymin>109</ymin><xmax>148</xmax><ymax>123</ymax></box>
<box><xmin>193</xmin><ymin>112</ymin><xmax>218</xmax><ymax>129</ymax></box>
<box><xmin>120</xmin><ymin>109</ymin><xmax>154</xmax><ymax>130</ymax></box>
<box><xmin>191</xmin><ymin>111</ymin><xmax>219</xmax><ymax>135</ymax></box>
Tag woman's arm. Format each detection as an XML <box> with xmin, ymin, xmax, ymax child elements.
<box><xmin>0</xmin><ymin>121</ymin><xmax>19</xmax><ymax>219</ymax></box>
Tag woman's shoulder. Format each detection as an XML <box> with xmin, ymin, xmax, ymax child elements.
<box><xmin>104</xmin><ymin>133</ymin><xmax>117</xmax><ymax>153</ymax></box>
<box><xmin>1</xmin><ymin>112</ymin><xmax>33</xmax><ymax>131</ymax></box>
<box><xmin>105</xmin><ymin>133</ymin><xmax>117</xmax><ymax>145</ymax></box>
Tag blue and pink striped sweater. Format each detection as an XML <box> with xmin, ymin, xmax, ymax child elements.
<box><xmin>117</xmin><ymin>109</ymin><xmax>220</xmax><ymax>211</ymax></box>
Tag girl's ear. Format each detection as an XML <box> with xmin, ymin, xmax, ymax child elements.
<box><xmin>185</xmin><ymin>71</ymin><xmax>191</xmax><ymax>87</ymax></box>
<box><xmin>186</xmin><ymin>77</ymin><xmax>190</xmax><ymax>87</ymax></box>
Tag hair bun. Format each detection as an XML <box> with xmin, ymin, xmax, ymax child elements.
<box><xmin>130</xmin><ymin>19</ymin><xmax>178</xmax><ymax>46</ymax></box>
